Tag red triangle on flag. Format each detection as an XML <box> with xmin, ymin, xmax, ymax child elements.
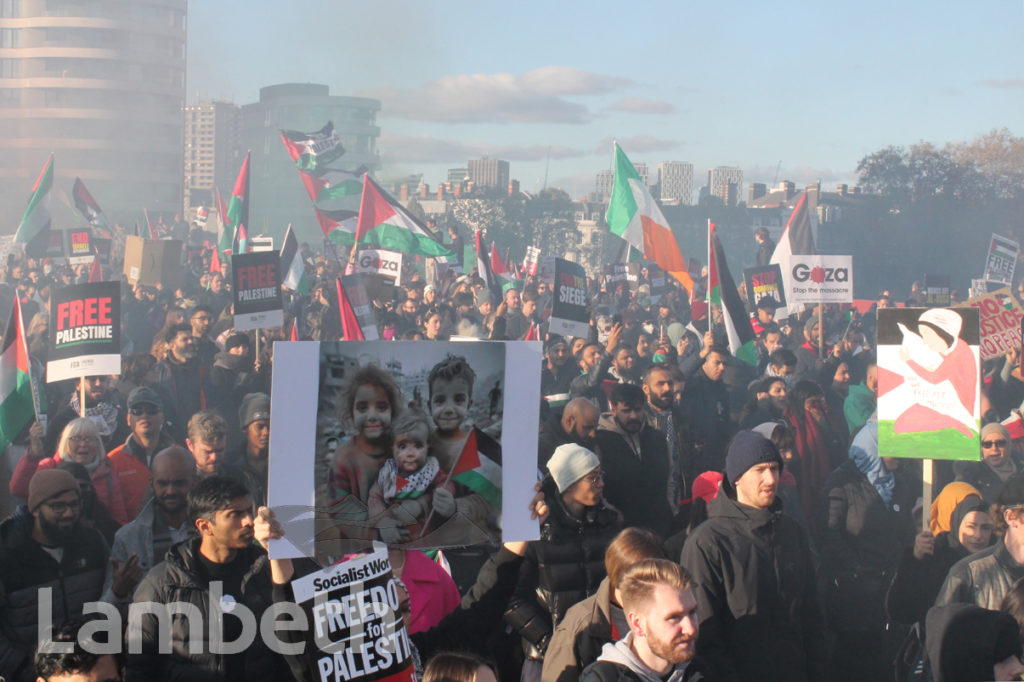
<box><xmin>450</xmin><ymin>430</ymin><xmax>481</xmax><ymax>477</ymax></box>
<box><xmin>209</xmin><ymin>246</ymin><xmax>221</xmax><ymax>275</ymax></box>
<box><xmin>524</xmin><ymin>323</ymin><xmax>539</xmax><ymax>341</ymax></box>
<box><xmin>336</xmin><ymin>278</ymin><xmax>366</xmax><ymax>341</ymax></box>
<box><xmin>355</xmin><ymin>175</ymin><xmax>398</xmax><ymax>243</ymax></box>
<box><xmin>395</xmin><ymin>476</ymin><xmax>408</xmax><ymax>493</ymax></box>
<box><xmin>289</xmin><ymin>319</ymin><xmax>298</xmax><ymax>342</ymax></box>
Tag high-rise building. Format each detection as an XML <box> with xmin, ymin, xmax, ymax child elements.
<box><xmin>183</xmin><ymin>101</ymin><xmax>242</xmax><ymax>213</ymax></box>
<box><xmin>0</xmin><ymin>0</ymin><xmax>187</xmax><ymax>225</ymax></box>
<box><xmin>447</xmin><ymin>167</ymin><xmax>468</xmax><ymax>183</ymax></box>
<box><xmin>748</xmin><ymin>182</ymin><xmax>767</xmax><ymax>203</ymax></box>
<box><xmin>594</xmin><ymin>170</ymin><xmax>614</xmax><ymax>202</ymax></box>
<box><xmin>241</xmin><ymin>83</ymin><xmax>380</xmax><ymax>241</ymax></box>
<box><xmin>658</xmin><ymin>162</ymin><xmax>693</xmax><ymax>204</ymax></box>
<box><xmin>710</xmin><ymin>166</ymin><xmax>743</xmax><ymax>206</ymax></box>
<box><xmin>467</xmin><ymin>157</ymin><xmax>509</xmax><ymax>191</ymax></box>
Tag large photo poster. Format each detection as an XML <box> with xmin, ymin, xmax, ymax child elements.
<box><xmin>877</xmin><ymin>307</ymin><xmax>981</xmax><ymax>460</ymax></box>
<box><xmin>267</xmin><ymin>339</ymin><xmax>540</xmax><ymax>560</ymax></box>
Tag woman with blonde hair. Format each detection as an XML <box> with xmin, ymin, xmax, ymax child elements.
<box><xmin>10</xmin><ymin>417</ymin><xmax>128</xmax><ymax>525</ymax></box>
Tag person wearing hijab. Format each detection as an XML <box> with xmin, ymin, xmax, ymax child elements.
<box><xmin>886</xmin><ymin>481</ymin><xmax>993</xmax><ymax>626</ymax></box>
<box><xmin>956</xmin><ymin>421</ymin><xmax>1024</xmax><ymax>505</ymax></box>
<box><xmin>819</xmin><ymin>417</ymin><xmax>915</xmax><ymax>681</ymax></box>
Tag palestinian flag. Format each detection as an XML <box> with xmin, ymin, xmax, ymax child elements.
<box><xmin>336</xmin><ymin>279</ymin><xmax>366</xmax><ymax>341</ymax></box>
<box><xmin>524</xmin><ymin>323</ymin><xmax>539</xmax><ymax>341</ymax></box>
<box><xmin>143</xmin><ymin>209</ymin><xmax>157</xmax><ymax>239</ymax></box>
<box><xmin>297</xmin><ymin>167</ymin><xmax>365</xmax><ymax>204</ymax></box>
<box><xmin>280</xmin><ymin>224</ymin><xmax>309</xmax><ymax>295</ymax></box>
<box><xmin>605</xmin><ymin>143</ymin><xmax>693</xmax><ymax>292</ymax></box>
<box><xmin>475</xmin><ymin>231</ymin><xmax>501</xmax><ymax>299</ymax></box>
<box><xmin>15</xmin><ymin>154</ymin><xmax>54</xmax><ymax>245</ymax></box>
<box><xmin>491</xmin><ymin>245</ymin><xmax>516</xmax><ymax>292</ymax></box>
<box><xmin>0</xmin><ymin>299</ymin><xmax>37</xmax><ymax>453</ymax></box>
<box><xmin>215</xmin><ymin>187</ymin><xmax>229</xmax><ymax>243</ymax></box>
<box><xmin>87</xmin><ymin>256</ymin><xmax>102</xmax><ymax>283</ymax></box>
<box><xmin>71</xmin><ymin>177</ymin><xmax>112</xmax><ymax>238</ymax></box>
<box><xmin>355</xmin><ymin>176</ymin><xmax>455</xmax><ymax>259</ymax></box>
<box><xmin>232</xmin><ymin>223</ymin><xmax>249</xmax><ymax>255</ymax></box>
<box><xmin>709</xmin><ymin>222</ymin><xmax>757</xmax><ymax>365</ymax></box>
<box><xmin>770</xmin><ymin>190</ymin><xmax>816</xmax><ymax>314</ymax></box>
<box><xmin>450</xmin><ymin>428</ymin><xmax>502</xmax><ymax>510</ymax></box>
<box><xmin>316</xmin><ymin>206</ymin><xmax>359</xmax><ymax>243</ymax></box>
<box><xmin>209</xmin><ymin>245</ymin><xmax>222</xmax><ymax>275</ymax></box>
<box><xmin>220</xmin><ymin>153</ymin><xmax>250</xmax><ymax>253</ymax></box>
<box><xmin>280</xmin><ymin>121</ymin><xmax>345</xmax><ymax>172</ymax></box>
<box><xmin>289</xmin><ymin>319</ymin><xmax>299</xmax><ymax>342</ymax></box>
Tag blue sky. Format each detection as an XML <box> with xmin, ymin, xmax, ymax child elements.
<box><xmin>188</xmin><ymin>0</ymin><xmax>1024</xmax><ymax>198</ymax></box>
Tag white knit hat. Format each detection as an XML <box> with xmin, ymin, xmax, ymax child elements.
<box><xmin>547</xmin><ymin>443</ymin><xmax>600</xmax><ymax>492</ymax></box>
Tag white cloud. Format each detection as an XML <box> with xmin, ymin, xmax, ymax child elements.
<box><xmin>363</xmin><ymin>66</ymin><xmax>632</xmax><ymax>124</ymax></box>
<box><xmin>606</xmin><ymin>97</ymin><xmax>675</xmax><ymax>114</ymax></box>
<box><xmin>378</xmin><ymin>132</ymin><xmax>587</xmax><ymax>163</ymax></box>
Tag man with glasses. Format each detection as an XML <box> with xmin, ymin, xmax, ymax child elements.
<box><xmin>594</xmin><ymin>383</ymin><xmax>672</xmax><ymax>535</ymax></box>
<box><xmin>189</xmin><ymin>304</ymin><xmax>219</xmax><ymax>365</ymax></box>
<box><xmin>0</xmin><ymin>469</ymin><xmax>108</xmax><ymax>682</ymax></box>
<box><xmin>108</xmin><ymin>387</ymin><xmax>176</xmax><ymax>520</ymax></box>
<box><xmin>936</xmin><ymin>473</ymin><xmax>1024</xmax><ymax>610</ymax></box>
<box><xmin>955</xmin><ymin>422</ymin><xmax>1024</xmax><ymax>506</ymax></box>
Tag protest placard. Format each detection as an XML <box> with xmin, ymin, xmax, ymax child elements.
<box><xmin>548</xmin><ymin>258</ymin><xmax>590</xmax><ymax>339</ymax></box>
<box><xmin>603</xmin><ymin>263</ymin><xmax>640</xmax><ymax>292</ymax></box>
<box><xmin>647</xmin><ymin>265</ymin><xmax>669</xmax><ymax>304</ymax></box>
<box><xmin>984</xmin><ymin>233</ymin><xmax>1019</xmax><ymax>285</ymax></box>
<box><xmin>47</xmin><ymin>281</ymin><xmax>121</xmax><ymax>382</ymax></box>
<box><xmin>924</xmin><ymin>274</ymin><xmax>951</xmax><ymax>306</ymax></box>
<box><xmin>232</xmin><ymin>251</ymin><xmax>284</xmax><ymax>331</ymax></box>
<box><xmin>122</xmin><ymin>235</ymin><xmax>184</xmax><ymax>289</ymax></box>
<box><xmin>267</xmin><ymin>339</ymin><xmax>541</xmax><ymax>560</ymax></box>
<box><xmin>357</xmin><ymin>249</ymin><xmax>404</xmax><ymax>286</ymax></box>
<box><xmin>743</xmin><ymin>264</ymin><xmax>787</xmax><ymax>309</ymax></box>
<box><xmin>956</xmin><ymin>287</ymin><xmax>1024</xmax><ymax>360</ymax></box>
<box><xmin>785</xmin><ymin>255</ymin><xmax>853</xmax><ymax>304</ymax></box>
<box><xmin>66</xmin><ymin>228</ymin><xmax>93</xmax><ymax>265</ymax></box>
<box><xmin>523</xmin><ymin>245</ymin><xmax>541</xmax><ymax>276</ymax></box>
<box><xmin>877</xmin><ymin>307</ymin><xmax>980</xmax><ymax>461</ymax></box>
<box><xmin>290</xmin><ymin>546</ymin><xmax>415</xmax><ymax>682</ymax></box>
<box><xmin>340</xmin><ymin>274</ymin><xmax>380</xmax><ymax>341</ymax></box>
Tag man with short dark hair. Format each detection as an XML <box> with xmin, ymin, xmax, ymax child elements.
<box><xmin>108</xmin><ymin>386</ymin><xmax>176</xmax><ymax>520</ymax></box>
<box><xmin>681</xmin><ymin>431</ymin><xmax>824</xmax><ymax>682</ymax></box>
<box><xmin>542</xmin><ymin>336</ymin><xmax>577</xmax><ymax>400</ymax></box>
<box><xmin>154</xmin><ymin>322</ymin><xmax>208</xmax><ymax>441</ymax></box>
<box><xmin>0</xmin><ymin>470</ymin><xmax>108</xmax><ymax>682</ymax></box>
<box><xmin>642</xmin><ymin>365</ymin><xmax>693</xmax><ymax>517</ymax></box>
<box><xmin>44</xmin><ymin>374</ymin><xmax>129</xmax><ymax>457</ymax></box>
<box><xmin>754</xmin><ymin>226</ymin><xmax>775</xmax><ymax>267</ymax></box>
<box><xmin>594</xmin><ymin>384</ymin><xmax>672</xmax><ymax>535</ymax></box>
<box><xmin>749</xmin><ymin>297</ymin><xmax>777</xmax><ymax>336</ymax></box>
<box><xmin>680</xmin><ymin>345</ymin><xmax>733</xmax><ymax>476</ymax></box>
<box><xmin>127</xmin><ymin>476</ymin><xmax>287</xmax><ymax>680</ymax></box>
<box><xmin>189</xmin><ymin>304</ymin><xmax>218</xmax><ymax>365</ymax></box>
<box><xmin>35</xmin><ymin>616</ymin><xmax>124</xmax><ymax>682</ymax></box>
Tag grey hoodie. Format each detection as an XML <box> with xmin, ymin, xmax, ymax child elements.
<box><xmin>596</xmin><ymin>633</ymin><xmax>691</xmax><ymax>682</ymax></box>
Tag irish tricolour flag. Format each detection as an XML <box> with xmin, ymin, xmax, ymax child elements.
<box><xmin>605</xmin><ymin>143</ymin><xmax>693</xmax><ymax>292</ymax></box>
<box><xmin>355</xmin><ymin>176</ymin><xmax>455</xmax><ymax>259</ymax></box>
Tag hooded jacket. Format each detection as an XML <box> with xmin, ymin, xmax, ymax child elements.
<box><xmin>0</xmin><ymin>509</ymin><xmax>108</xmax><ymax>682</ymax></box>
<box><xmin>581</xmin><ymin>633</ymin><xmax>712</xmax><ymax>682</ymax></box>
<box><xmin>126</xmin><ymin>537</ymin><xmax>286</xmax><ymax>681</ymax></box>
<box><xmin>504</xmin><ymin>476</ymin><xmax>621</xmax><ymax>659</ymax></box>
<box><xmin>594</xmin><ymin>413</ymin><xmax>672</xmax><ymax>535</ymax></box>
<box><xmin>680</xmin><ymin>486</ymin><xmax>825</xmax><ymax>682</ymax></box>
<box><xmin>542</xmin><ymin>577</ymin><xmax>616</xmax><ymax>682</ymax></box>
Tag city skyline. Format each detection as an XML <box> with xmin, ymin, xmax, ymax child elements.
<box><xmin>187</xmin><ymin>0</ymin><xmax>1023</xmax><ymax>199</ymax></box>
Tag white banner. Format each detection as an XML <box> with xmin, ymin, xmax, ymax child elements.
<box><xmin>357</xmin><ymin>249</ymin><xmax>403</xmax><ymax>285</ymax></box>
<box><xmin>786</xmin><ymin>255</ymin><xmax>853</xmax><ymax>303</ymax></box>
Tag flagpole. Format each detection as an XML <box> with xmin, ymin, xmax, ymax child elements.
<box><xmin>818</xmin><ymin>302</ymin><xmax>824</xmax><ymax>359</ymax></box>
<box><xmin>706</xmin><ymin>219</ymin><xmax>712</xmax><ymax>317</ymax></box>
<box><xmin>80</xmin><ymin>377</ymin><xmax>87</xmax><ymax>418</ymax></box>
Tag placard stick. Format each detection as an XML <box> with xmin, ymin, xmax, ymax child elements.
<box><xmin>80</xmin><ymin>379</ymin><xmax>87</xmax><ymax>418</ymax></box>
<box><xmin>818</xmin><ymin>303</ymin><xmax>824</xmax><ymax>359</ymax></box>
<box><xmin>922</xmin><ymin>459</ymin><xmax>933</xmax><ymax>533</ymax></box>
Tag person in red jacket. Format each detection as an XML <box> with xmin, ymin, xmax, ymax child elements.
<box><xmin>107</xmin><ymin>386</ymin><xmax>175</xmax><ymax>520</ymax></box>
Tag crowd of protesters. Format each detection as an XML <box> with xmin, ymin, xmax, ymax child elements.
<box><xmin>7</xmin><ymin>224</ymin><xmax>1024</xmax><ymax>682</ymax></box>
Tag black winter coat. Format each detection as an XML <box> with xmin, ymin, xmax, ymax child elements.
<box><xmin>886</xmin><ymin>534</ymin><xmax>968</xmax><ymax>627</ymax></box>
<box><xmin>126</xmin><ymin>538</ymin><xmax>287</xmax><ymax>682</ymax></box>
<box><xmin>678</xmin><ymin>370</ymin><xmax>731</xmax><ymax>475</ymax></box>
<box><xmin>593</xmin><ymin>421</ymin><xmax>673</xmax><ymax>536</ymax></box>
<box><xmin>504</xmin><ymin>477</ymin><xmax>621</xmax><ymax>658</ymax></box>
<box><xmin>0</xmin><ymin>510</ymin><xmax>108</xmax><ymax>682</ymax></box>
<box><xmin>819</xmin><ymin>459</ymin><xmax>914</xmax><ymax>632</ymax></box>
<box><xmin>680</xmin><ymin>488</ymin><xmax>826</xmax><ymax>682</ymax></box>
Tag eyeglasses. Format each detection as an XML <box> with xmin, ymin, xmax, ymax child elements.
<box><xmin>44</xmin><ymin>499</ymin><xmax>81</xmax><ymax>515</ymax></box>
<box><xmin>130</xmin><ymin>406</ymin><xmax>161</xmax><ymax>416</ymax></box>
<box><xmin>983</xmin><ymin>439</ymin><xmax>1008</xmax><ymax>449</ymax></box>
<box><xmin>67</xmin><ymin>436</ymin><xmax>94</xmax><ymax>444</ymax></box>
<box><xmin>584</xmin><ymin>470</ymin><xmax>604</xmax><ymax>485</ymax></box>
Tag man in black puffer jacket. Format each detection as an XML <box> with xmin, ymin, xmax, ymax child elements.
<box><xmin>506</xmin><ymin>443</ymin><xmax>621</xmax><ymax>682</ymax></box>
<box><xmin>680</xmin><ymin>431</ymin><xmax>825</xmax><ymax>682</ymax></box>
<box><xmin>0</xmin><ymin>469</ymin><xmax>108</xmax><ymax>682</ymax></box>
<box><xmin>126</xmin><ymin>475</ymin><xmax>287</xmax><ymax>681</ymax></box>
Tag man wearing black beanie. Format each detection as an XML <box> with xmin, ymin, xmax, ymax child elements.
<box><xmin>680</xmin><ymin>430</ymin><xmax>824</xmax><ymax>682</ymax></box>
